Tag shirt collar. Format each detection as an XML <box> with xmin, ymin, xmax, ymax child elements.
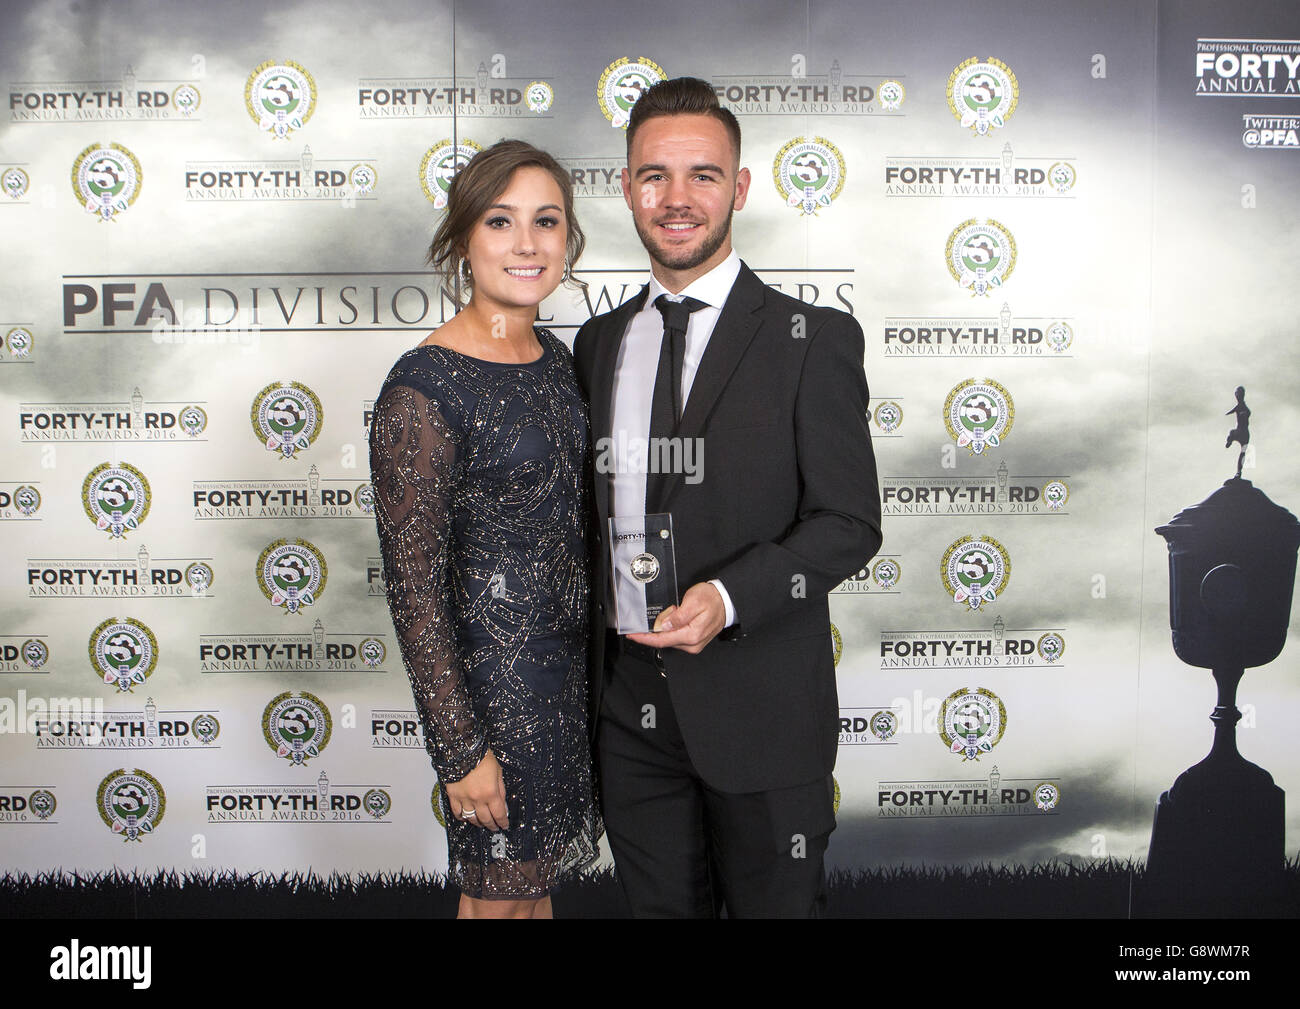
<box><xmin>644</xmin><ymin>249</ymin><xmax>741</xmax><ymax>312</ymax></box>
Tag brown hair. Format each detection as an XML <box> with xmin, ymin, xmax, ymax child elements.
<box><xmin>426</xmin><ymin>139</ymin><xmax>585</xmax><ymax>302</ymax></box>
<box><xmin>626</xmin><ymin>77</ymin><xmax>741</xmax><ymax>163</ymax></box>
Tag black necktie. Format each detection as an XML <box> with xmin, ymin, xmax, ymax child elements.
<box><xmin>651</xmin><ymin>295</ymin><xmax>707</xmax><ymax>439</ymax></box>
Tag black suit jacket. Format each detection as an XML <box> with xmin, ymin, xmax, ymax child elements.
<box><xmin>573</xmin><ymin>261</ymin><xmax>881</xmax><ymax>793</ymax></box>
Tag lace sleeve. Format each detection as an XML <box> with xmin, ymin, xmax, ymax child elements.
<box><xmin>368</xmin><ymin>380</ymin><xmax>486</xmax><ymax>783</ymax></box>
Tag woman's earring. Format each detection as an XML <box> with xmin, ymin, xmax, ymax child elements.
<box><xmin>460</xmin><ymin>259</ymin><xmax>473</xmax><ymax>285</ymax></box>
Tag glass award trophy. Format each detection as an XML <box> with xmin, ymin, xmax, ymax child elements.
<box><xmin>609</xmin><ymin>513</ymin><xmax>679</xmax><ymax>634</ymax></box>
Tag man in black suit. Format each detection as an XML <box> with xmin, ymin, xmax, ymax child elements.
<box><xmin>573</xmin><ymin>77</ymin><xmax>881</xmax><ymax>917</ymax></box>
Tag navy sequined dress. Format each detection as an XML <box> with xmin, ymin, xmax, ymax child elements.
<box><xmin>368</xmin><ymin>327</ymin><xmax>601</xmax><ymax>899</ymax></box>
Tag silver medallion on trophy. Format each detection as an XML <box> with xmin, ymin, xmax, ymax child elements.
<box><xmin>609</xmin><ymin>513</ymin><xmax>679</xmax><ymax>634</ymax></box>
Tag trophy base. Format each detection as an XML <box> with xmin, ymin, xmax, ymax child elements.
<box><xmin>1139</xmin><ymin>751</ymin><xmax>1286</xmax><ymax>917</ymax></box>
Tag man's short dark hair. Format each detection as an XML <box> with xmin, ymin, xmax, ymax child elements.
<box><xmin>626</xmin><ymin>77</ymin><xmax>741</xmax><ymax>163</ymax></box>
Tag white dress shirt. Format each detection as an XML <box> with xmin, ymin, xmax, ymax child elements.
<box><xmin>607</xmin><ymin>250</ymin><xmax>741</xmax><ymax>630</ymax></box>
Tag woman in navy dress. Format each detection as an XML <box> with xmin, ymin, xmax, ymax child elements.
<box><xmin>368</xmin><ymin>141</ymin><xmax>599</xmax><ymax>918</ymax></box>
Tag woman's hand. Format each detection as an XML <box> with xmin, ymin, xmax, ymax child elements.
<box><xmin>445</xmin><ymin>748</ymin><xmax>509</xmax><ymax>831</ymax></box>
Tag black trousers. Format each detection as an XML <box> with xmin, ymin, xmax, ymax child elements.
<box><xmin>596</xmin><ymin>644</ymin><xmax>835</xmax><ymax>918</ymax></box>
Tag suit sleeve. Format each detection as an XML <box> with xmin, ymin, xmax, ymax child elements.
<box><xmin>368</xmin><ymin>382</ymin><xmax>487</xmax><ymax>783</ymax></box>
<box><xmin>713</xmin><ymin>311</ymin><xmax>882</xmax><ymax>634</ymax></box>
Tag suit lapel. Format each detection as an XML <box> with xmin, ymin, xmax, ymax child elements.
<box><xmin>592</xmin><ymin>284</ymin><xmax>648</xmax><ymax>528</ymax></box>
<box><xmin>648</xmin><ymin>262</ymin><xmax>766</xmax><ymax>513</ymax></box>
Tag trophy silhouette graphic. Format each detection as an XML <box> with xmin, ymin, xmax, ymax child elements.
<box><xmin>1144</xmin><ymin>389</ymin><xmax>1297</xmax><ymax>915</ymax></box>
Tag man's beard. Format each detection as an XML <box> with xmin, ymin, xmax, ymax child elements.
<box><xmin>635</xmin><ymin>207</ymin><xmax>732</xmax><ymax>272</ymax></box>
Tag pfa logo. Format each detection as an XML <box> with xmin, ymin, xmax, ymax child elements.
<box><xmin>72</xmin><ymin>143</ymin><xmax>142</xmax><ymax>222</ymax></box>
<box><xmin>1048</xmin><ymin>162</ymin><xmax>1077</xmax><ymax>194</ymax></box>
<box><xmin>13</xmin><ymin>484</ymin><xmax>41</xmax><ymax>515</ymax></box>
<box><xmin>348</xmin><ymin>163</ymin><xmax>377</xmax><ymax>195</ymax></box>
<box><xmin>872</xmin><ymin>557</ymin><xmax>901</xmax><ymax>589</ymax></box>
<box><xmin>178</xmin><ymin>404</ymin><xmax>208</xmax><ymax>437</ymax></box>
<box><xmin>82</xmin><ymin>462</ymin><xmax>150</xmax><ymax>538</ymax></box>
<box><xmin>1037</xmin><ymin>632</ymin><xmax>1066</xmax><ymax>663</ymax></box>
<box><xmin>29</xmin><ymin>788</ymin><xmax>56</xmax><ymax>819</ymax></box>
<box><xmin>525</xmin><ymin>81</ymin><xmax>555</xmax><ymax>114</ymax></box>
<box><xmin>3</xmin><ymin>167</ymin><xmax>29</xmax><ymax>199</ymax></box>
<box><xmin>257</xmin><ymin>538</ymin><xmax>327</xmax><ymax>614</ymax></box>
<box><xmin>6</xmin><ymin>327</ymin><xmax>34</xmax><ymax>357</ymax></box>
<box><xmin>873</xmin><ymin>400</ymin><xmax>903</xmax><ymax>433</ymax></box>
<box><xmin>184</xmin><ymin>562</ymin><xmax>214</xmax><ymax>595</ymax></box>
<box><xmin>96</xmin><ymin>768</ymin><xmax>165</xmax><ymax>842</ymax></box>
<box><xmin>1033</xmin><ymin>782</ymin><xmax>1060</xmax><ymax>812</ymax></box>
<box><xmin>89</xmin><ymin>617</ymin><xmax>158</xmax><ymax>693</ymax></box>
<box><xmin>598</xmin><ymin>58</ymin><xmax>665</xmax><ymax>129</ymax></box>
<box><xmin>941</xmin><ymin>535</ymin><xmax>1011</xmax><ymax>611</ymax></box>
<box><xmin>262</xmin><ymin>691</ymin><xmax>332</xmax><ymax>765</ymax></box>
<box><xmin>877</xmin><ymin>80</ymin><xmax>905</xmax><ymax>111</ymax></box>
<box><xmin>946</xmin><ymin>218</ymin><xmax>1016</xmax><ymax>296</ymax></box>
<box><xmin>1042</xmin><ymin>480</ymin><xmax>1069</xmax><ymax>511</ymax></box>
<box><xmin>23</xmin><ymin>638</ymin><xmax>49</xmax><ymax>670</ymax></box>
<box><xmin>944</xmin><ymin>379</ymin><xmax>1014</xmax><ymax>455</ymax></box>
<box><xmin>948</xmin><ymin>58</ymin><xmax>1019</xmax><ymax>136</ymax></box>
<box><xmin>172</xmin><ymin>84</ymin><xmax>201</xmax><ymax>117</ymax></box>
<box><xmin>774</xmin><ymin>137</ymin><xmax>846</xmax><ymax>216</ymax></box>
<box><xmin>870</xmin><ymin>710</ymin><xmax>899</xmax><ymax>741</ymax></box>
<box><xmin>246</xmin><ymin>61</ymin><xmax>316</xmax><ymax>139</ymax></box>
<box><xmin>939</xmin><ymin>687</ymin><xmax>1006</xmax><ymax>761</ymax></box>
<box><xmin>252</xmin><ymin>381</ymin><xmax>323</xmax><ymax>459</ymax></box>
<box><xmin>1045</xmin><ymin>321</ymin><xmax>1073</xmax><ymax>353</ymax></box>
<box><xmin>420</xmin><ymin>138</ymin><xmax>484</xmax><ymax>209</ymax></box>
<box><xmin>359</xmin><ymin>637</ymin><xmax>386</xmax><ymax>668</ymax></box>
<box><xmin>364</xmin><ymin>788</ymin><xmax>392</xmax><ymax>819</ymax></box>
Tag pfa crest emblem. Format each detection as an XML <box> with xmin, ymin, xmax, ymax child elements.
<box><xmin>22</xmin><ymin>638</ymin><xmax>49</xmax><ymax>670</ymax></box>
<box><xmin>1045</xmin><ymin>321</ymin><xmax>1073</xmax><ymax>353</ymax></box>
<box><xmin>944</xmin><ymin>379</ymin><xmax>1014</xmax><ymax>455</ymax></box>
<box><xmin>1042</xmin><ymin>480</ymin><xmax>1069</xmax><ymax>511</ymax></box>
<box><xmin>252</xmin><ymin>380</ymin><xmax>323</xmax><ymax>459</ymax></box>
<box><xmin>258</xmin><ymin>538</ymin><xmax>327</xmax><ymax>614</ymax></box>
<box><xmin>420</xmin><ymin>138</ymin><xmax>483</xmax><ymax>209</ymax></box>
<box><xmin>82</xmin><ymin>461</ymin><xmax>150</xmax><ymax>538</ymax></box>
<box><xmin>245</xmin><ymin>61</ymin><xmax>316</xmax><ymax>138</ymax></box>
<box><xmin>349</xmin><ymin>163</ymin><xmax>377</xmax><ymax>195</ymax></box>
<box><xmin>355</xmin><ymin>482</ymin><xmax>375</xmax><ymax>515</ymax></box>
<box><xmin>13</xmin><ymin>484</ymin><xmax>41</xmax><ymax>516</ymax></box>
<box><xmin>359</xmin><ymin>637</ymin><xmax>386</xmax><ymax>668</ymax></box>
<box><xmin>178</xmin><ymin>404</ymin><xmax>208</xmax><ymax>437</ymax></box>
<box><xmin>263</xmin><ymin>691</ymin><xmax>331</xmax><ymax>765</ymax></box>
<box><xmin>72</xmin><ymin>142</ymin><xmax>142</xmax><ymax>221</ymax></box>
<box><xmin>878</xmin><ymin>80</ymin><xmax>905</xmax><ymax>111</ymax></box>
<box><xmin>1033</xmin><ymin>782</ymin><xmax>1060</xmax><ymax>812</ymax></box>
<box><xmin>171</xmin><ymin>84</ymin><xmax>201</xmax><ymax>117</ymax></box>
<box><xmin>1036</xmin><ymin>632</ymin><xmax>1066</xmax><ymax>663</ymax></box>
<box><xmin>873</xmin><ymin>400</ymin><xmax>903</xmax><ymax>434</ymax></box>
<box><xmin>947</xmin><ymin>218</ymin><xmax>1016</xmax><ymax>296</ymax></box>
<box><xmin>29</xmin><ymin>788</ymin><xmax>56</xmax><ymax>820</ymax></box>
<box><xmin>184</xmin><ymin>562</ymin><xmax>214</xmax><ymax>595</ymax></box>
<box><xmin>1048</xmin><ymin>162</ymin><xmax>1077</xmax><ymax>194</ymax></box>
<box><xmin>525</xmin><ymin>81</ymin><xmax>555</xmax><ymax>114</ymax></box>
<box><xmin>939</xmin><ymin>687</ymin><xmax>1006</xmax><ymax>761</ymax></box>
<box><xmin>6</xmin><ymin>327</ymin><xmax>34</xmax><ymax>357</ymax></box>
<box><xmin>870</xmin><ymin>710</ymin><xmax>899</xmax><ymax>741</ymax></box>
<box><xmin>947</xmin><ymin>58</ymin><xmax>1019</xmax><ymax>136</ymax></box>
<box><xmin>872</xmin><ymin>557</ymin><xmax>901</xmax><ymax>590</ymax></box>
<box><xmin>97</xmin><ymin>768</ymin><xmax>165</xmax><ymax>842</ymax></box>
<box><xmin>192</xmin><ymin>713</ymin><xmax>221</xmax><ymax>744</ymax></box>
<box><xmin>81</xmin><ymin>460</ymin><xmax>148</xmax><ymax>535</ymax></box>
<box><xmin>364</xmin><ymin>788</ymin><xmax>392</xmax><ymax>819</ymax></box>
<box><xmin>774</xmin><ymin>137</ymin><xmax>846</xmax><ymax>216</ymax></box>
<box><xmin>89</xmin><ymin>617</ymin><xmax>158</xmax><ymax>692</ymax></box>
<box><xmin>3</xmin><ymin>167</ymin><xmax>29</xmax><ymax>199</ymax></box>
<box><xmin>941</xmin><ymin>534</ymin><xmax>1011</xmax><ymax>611</ymax></box>
<box><xmin>598</xmin><ymin>58</ymin><xmax>665</xmax><ymax>128</ymax></box>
